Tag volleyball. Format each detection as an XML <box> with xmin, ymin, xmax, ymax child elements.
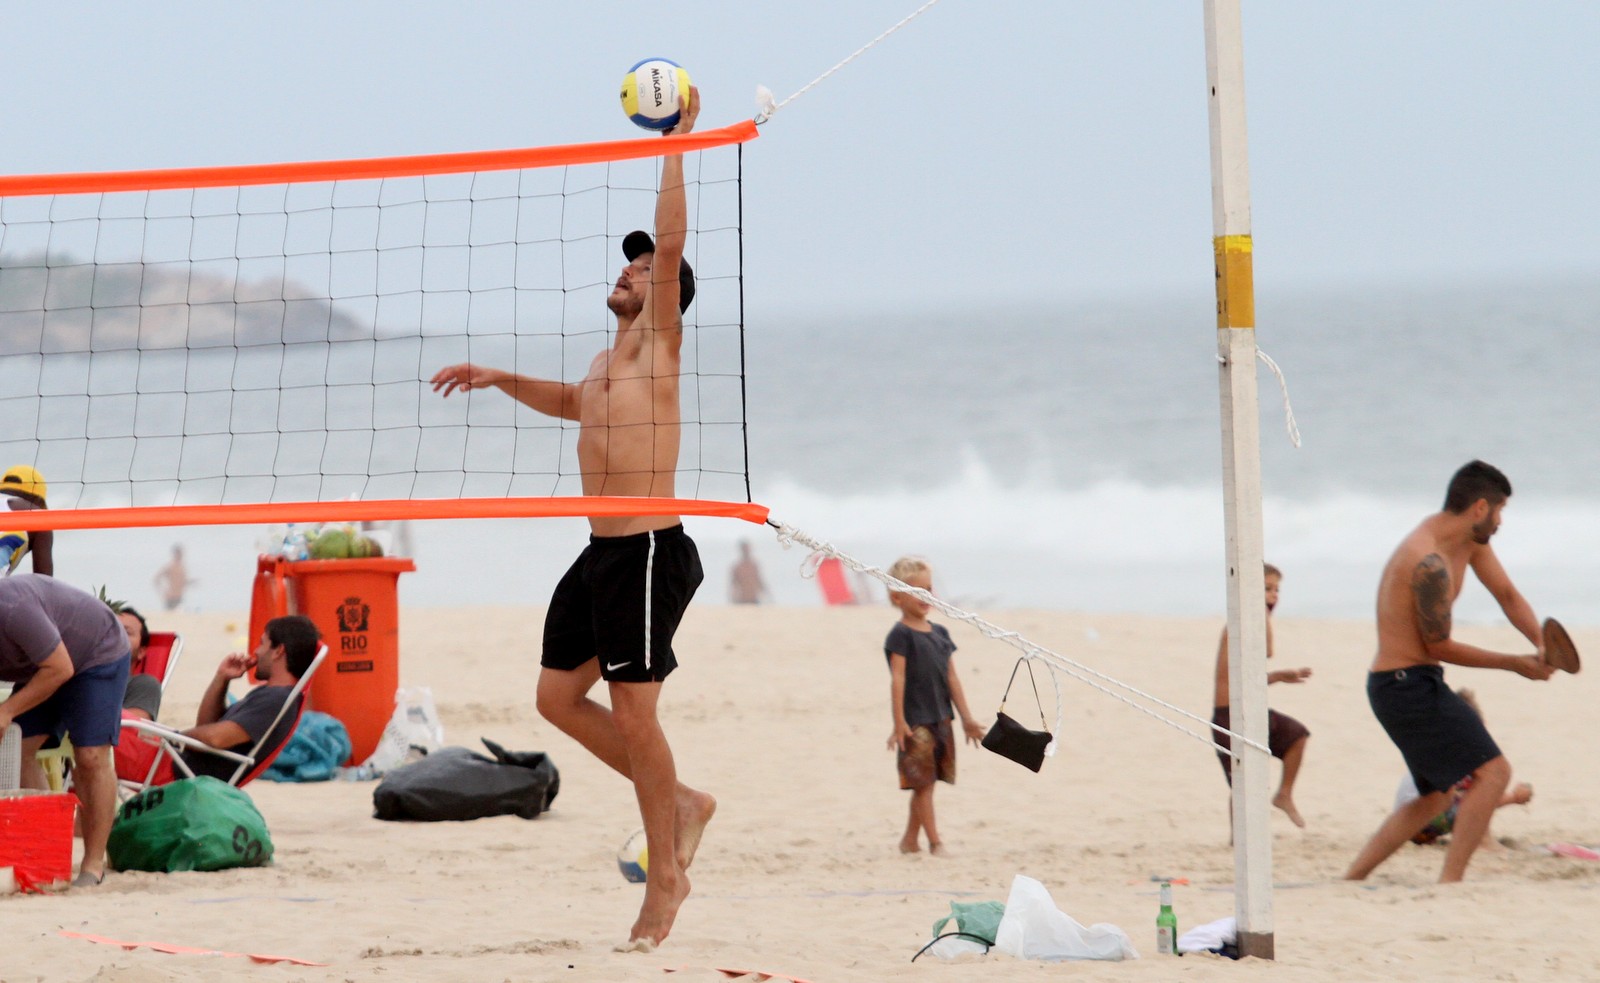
<box><xmin>616</xmin><ymin>828</ymin><xmax>649</xmax><ymax>883</ymax></box>
<box><xmin>620</xmin><ymin>58</ymin><xmax>691</xmax><ymax>131</ymax></box>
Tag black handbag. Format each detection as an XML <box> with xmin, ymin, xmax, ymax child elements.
<box><xmin>981</xmin><ymin>659</ymin><xmax>1053</xmax><ymax>772</ymax></box>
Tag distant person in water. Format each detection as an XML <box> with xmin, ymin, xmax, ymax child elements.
<box><xmin>152</xmin><ymin>544</ymin><xmax>191</xmax><ymax>611</ymax></box>
<box><xmin>728</xmin><ymin>541</ymin><xmax>768</xmax><ymax>605</ymax></box>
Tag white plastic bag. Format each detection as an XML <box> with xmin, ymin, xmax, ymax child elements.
<box><xmin>924</xmin><ymin>936</ymin><xmax>989</xmax><ymax>960</ymax></box>
<box><xmin>361</xmin><ymin>686</ymin><xmax>445</xmax><ymax>774</ymax></box>
<box><xmin>992</xmin><ymin>874</ymin><xmax>1138</xmax><ymax>962</ymax></box>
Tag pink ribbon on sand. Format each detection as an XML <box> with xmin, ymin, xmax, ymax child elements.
<box><xmin>60</xmin><ymin>931</ymin><xmax>327</xmax><ymax>966</ymax></box>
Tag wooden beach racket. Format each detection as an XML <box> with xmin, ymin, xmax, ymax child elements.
<box><xmin>1542</xmin><ymin>617</ymin><xmax>1581</xmax><ymax>674</ymax></box>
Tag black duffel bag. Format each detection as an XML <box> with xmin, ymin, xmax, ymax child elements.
<box><xmin>373</xmin><ymin>738</ymin><xmax>559</xmax><ymax>821</ymax></box>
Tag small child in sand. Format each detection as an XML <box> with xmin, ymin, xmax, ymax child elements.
<box><xmin>883</xmin><ymin>556</ymin><xmax>986</xmax><ymax>856</ymax></box>
<box><xmin>1211</xmin><ymin>562</ymin><xmax>1313</xmax><ymax>828</ymax></box>
<box><xmin>1395</xmin><ymin>688</ymin><xmax>1533</xmax><ymax>849</ymax></box>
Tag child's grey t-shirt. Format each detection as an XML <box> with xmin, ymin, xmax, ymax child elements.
<box><xmin>884</xmin><ymin>622</ymin><xmax>957</xmax><ymax>727</ymax></box>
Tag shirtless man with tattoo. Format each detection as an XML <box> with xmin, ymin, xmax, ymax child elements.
<box><xmin>430</xmin><ymin>87</ymin><xmax>714</xmax><ymax>947</ymax></box>
<box><xmin>1345</xmin><ymin>460</ymin><xmax>1553</xmax><ymax>883</ymax></box>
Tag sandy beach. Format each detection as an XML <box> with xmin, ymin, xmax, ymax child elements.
<box><xmin>3</xmin><ymin>602</ymin><xmax>1595</xmax><ymax>982</ymax></box>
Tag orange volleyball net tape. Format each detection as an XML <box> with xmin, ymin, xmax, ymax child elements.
<box><xmin>4</xmin><ymin>497</ymin><xmax>770</xmax><ymax>533</ymax></box>
<box><xmin>0</xmin><ymin>120</ymin><xmax>758</xmax><ymax>196</ymax></box>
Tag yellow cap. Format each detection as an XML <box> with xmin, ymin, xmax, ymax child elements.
<box><xmin>1</xmin><ymin>465</ymin><xmax>46</xmax><ymax>503</ymax></box>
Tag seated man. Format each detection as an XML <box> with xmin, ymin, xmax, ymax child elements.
<box><xmin>115</xmin><ymin>615</ymin><xmax>319</xmax><ymax>786</ymax></box>
<box><xmin>116</xmin><ymin>605</ymin><xmax>163</xmax><ymax>722</ymax></box>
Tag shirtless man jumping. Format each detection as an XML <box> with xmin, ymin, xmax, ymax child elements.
<box><xmin>430</xmin><ymin>87</ymin><xmax>714</xmax><ymax>947</ymax></box>
<box><xmin>1345</xmin><ymin>460</ymin><xmax>1553</xmax><ymax>883</ymax></box>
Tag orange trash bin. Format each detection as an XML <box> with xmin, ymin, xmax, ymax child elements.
<box><xmin>248</xmin><ymin>554</ymin><xmax>416</xmax><ymax>765</ymax></box>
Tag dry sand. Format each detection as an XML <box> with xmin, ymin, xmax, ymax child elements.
<box><xmin>3</xmin><ymin>603</ymin><xmax>1595</xmax><ymax>982</ymax></box>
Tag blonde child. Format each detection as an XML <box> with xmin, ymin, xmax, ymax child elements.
<box><xmin>883</xmin><ymin>557</ymin><xmax>986</xmax><ymax>856</ymax></box>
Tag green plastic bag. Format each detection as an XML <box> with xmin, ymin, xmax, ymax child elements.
<box><xmin>108</xmin><ymin>776</ymin><xmax>274</xmax><ymax>873</ymax></box>
<box><xmin>932</xmin><ymin>899</ymin><xmax>1006</xmax><ymax>944</ymax></box>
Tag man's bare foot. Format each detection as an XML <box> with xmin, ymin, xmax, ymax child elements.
<box><xmin>929</xmin><ymin>842</ymin><xmax>949</xmax><ymax>857</ymax></box>
<box><xmin>628</xmin><ymin>868</ymin><xmax>690</xmax><ymax>948</ymax></box>
<box><xmin>1509</xmin><ymin>782</ymin><xmax>1533</xmax><ymax>806</ymax></box>
<box><xmin>899</xmin><ymin>839</ymin><xmax>920</xmax><ymax>854</ymax></box>
<box><xmin>1272</xmin><ymin>793</ymin><xmax>1307</xmax><ymax>828</ymax></box>
<box><xmin>676</xmin><ymin>789</ymin><xmax>716</xmax><ymax>870</ymax></box>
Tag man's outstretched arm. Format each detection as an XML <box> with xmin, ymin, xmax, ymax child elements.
<box><xmin>1470</xmin><ymin>545</ymin><xmax>1541</xmax><ymax>647</ymax></box>
<box><xmin>1414</xmin><ymin>554</ymin><xmax>1551</xmax><ymax>678</ymax></box>
<box><xmin>648</xmin><ymin>86</ymin><xmax>700</xmax><ymax>329</ymax></box>
<box><xmin>431</xmin><ymin>363</ymin><xmax>580</xmax><ymax>421</ymax></box>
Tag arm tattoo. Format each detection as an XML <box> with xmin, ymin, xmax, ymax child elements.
<box><xmin>1412</xmin><ymin>553</ymin><xmax>1452</xmax><ymax>644</ymax></box>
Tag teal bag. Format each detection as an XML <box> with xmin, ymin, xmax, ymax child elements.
<box><xmin>932</xmin><ymin>899</ymin><xmax>1006</xmax><ymax>944</ymax></box>
<box><xmin>262</xmin><ymin>711</ymin><xmax>351</xmax><ymax>783</ymax></box>
<box><xmin>108</xmin><ymin>776</ymin><xmax>274</xmax><ymax>872</ymax></box>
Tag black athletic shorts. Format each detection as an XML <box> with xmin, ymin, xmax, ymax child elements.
<box><xmin>542</xmin><ymin>525</ymin><xmax>703</xmax><ymax>683</ymax></box>
<box><xmin>1368</xmin><ymin>664</ymin><xmax>1501</xmax><ymax>796</ymax></box>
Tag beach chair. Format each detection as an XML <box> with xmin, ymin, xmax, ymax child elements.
<box><xmin>138</xmin><ymin>631</ymin><xmax>185</xmax><ymax>696</ymax></box>
<box><xmin>118</xmin><ymin>644</ymin><xmax>328</xmax><ymax>794</ymax></box>
<box><xmin>35</xmin><ymin>632</ymin><xmax>186</xmax><ymax>791</ymax></box>
<box><xmin>33</xmin><ymin>737</ymin><xmax>72</xmax><ymax>792</ymax></box>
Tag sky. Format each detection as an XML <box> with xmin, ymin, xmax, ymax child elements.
<box><xmin>5</xmin><ymin>1</ymin><xmax>1598</xmax><ymax>319</ymax></box>
<box><xmin>6</xmin><ymin>2</ymin><xmax>1597</xmax><ymax>617</ymax></box>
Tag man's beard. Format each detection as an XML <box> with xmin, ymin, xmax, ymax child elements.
<box><xmin>607</xmin><ymin>294</ymin><xmax>643</xmax><ymax>317</ymax></box>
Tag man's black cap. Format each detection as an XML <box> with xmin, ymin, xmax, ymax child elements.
<box><xmin>622</xmin><ymin>230</ymin><xmax>695</xmax><ymax>314</ymax></box>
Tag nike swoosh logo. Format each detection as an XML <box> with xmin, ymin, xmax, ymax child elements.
<box><xmin>605</xmin><ymin>661</ymin><xmax>630</xmax><ymax>671</ymax></box>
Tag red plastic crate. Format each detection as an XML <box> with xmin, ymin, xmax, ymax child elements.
<box><xmin>0</xmin><ymin>790</ymin><xmax>76</xmax><ymax>892</ymax></box>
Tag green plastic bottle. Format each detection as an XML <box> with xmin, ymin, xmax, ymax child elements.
<box><xmin>1155</xmin><ymin>881</ymin><xmax>1178</xmax><ymax>955</ymax></box>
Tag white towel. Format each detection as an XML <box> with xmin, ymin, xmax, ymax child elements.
<box><xmin>1177</xmin><ymin>915</ymin><xmax>1237</xmax><ymax>954</ymax></box>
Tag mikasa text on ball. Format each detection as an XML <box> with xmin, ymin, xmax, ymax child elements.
<box><xmin>620</xmin><ymin>58</ymin><xmax>692</xmax><ymax>131</ymax></box>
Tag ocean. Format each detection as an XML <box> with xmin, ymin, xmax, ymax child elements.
<box><xmin>42</xmin><ymin>274</ymin><xmax>1598</xmax><ymax>630</ymax></box>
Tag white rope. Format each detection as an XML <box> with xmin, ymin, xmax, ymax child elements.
<box><xmin>753</xmin><ymin>0</ymin><xmax>945</xmax><ymax>125</ymax></box>
<box><xmin>1215</xmin><ymin>347</ymin><xmax>1303</xmax><ymax>448</ymax></box>
<box><xmin>770</xmin><ymin>519</ymin><xmax>1267</xmax><ymax>757</ymax></box>
<box><xmin>1256</xmin><ymin>349</ymin><xmax>1302</xmax><ymax>448</ymax></box>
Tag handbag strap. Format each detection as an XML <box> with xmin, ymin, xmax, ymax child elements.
<box><xmin>997</xmin><ymin>657</ymin><xmax>1049</xmax><ymax>730</ymax></box>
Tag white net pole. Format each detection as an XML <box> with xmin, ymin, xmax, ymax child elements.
<box><xmin>1206</xmin><ymin>0</ymin><xmax>1275</xmax><ymax>960</ymax></box>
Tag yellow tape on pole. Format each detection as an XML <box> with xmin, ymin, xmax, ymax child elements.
<box><xmin>1213</xmin><ymin>234</ymin><xmax>1255</xmax><ymax>329</ymax></box>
